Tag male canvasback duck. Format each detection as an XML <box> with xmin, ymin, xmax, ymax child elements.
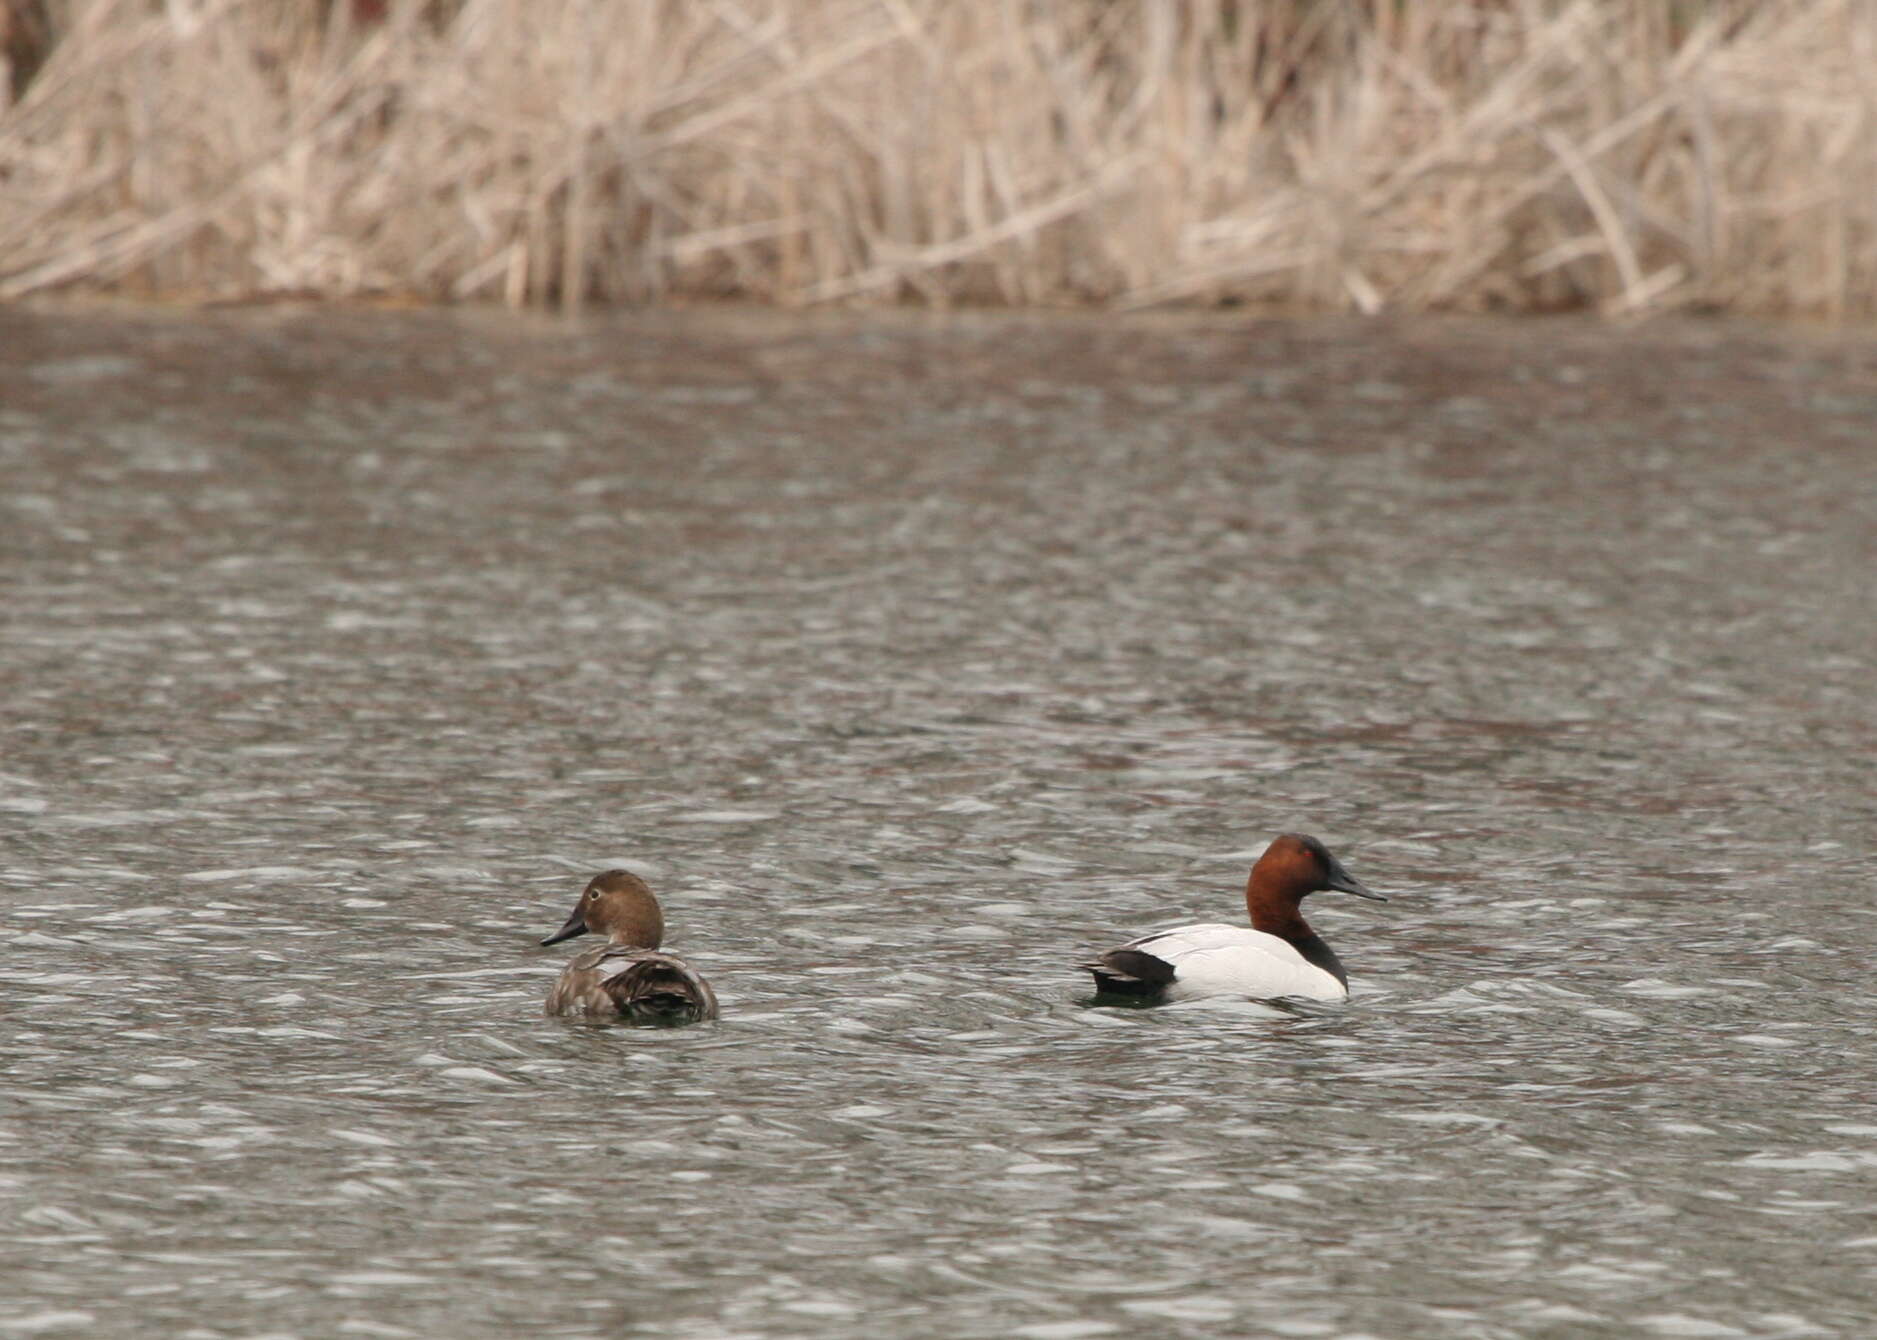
<box><xmin>539</xmin><ymin>869</ymin><xmax>719</xmax><ymax>1024</ymax></box>
<box><xmin>1081</xmin><ymin>834</ymin><xmax>1386</xmax><ymax>1003</ymax></box>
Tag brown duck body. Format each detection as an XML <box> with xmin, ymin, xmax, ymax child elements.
<box><xmin>540</xmin><ymin>869</ymin><xmax>719</xmax><ymax>1025</ymax></box>
<box><xmin>546</xmin><ymin>943</ymin><xmax>720</xmax><ymax>1024</ymax></box>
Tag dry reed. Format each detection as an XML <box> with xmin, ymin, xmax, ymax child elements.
<box><xmin>1</xmin><ymin>0</ymin><xmax>1872</xmax><ymax>316</ymax></box>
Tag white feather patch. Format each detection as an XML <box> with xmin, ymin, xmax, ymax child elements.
<box><xmin>1127</xmin><ymin>923</ymin><xmax>1346</xmax><ymax>1002</ymax></box>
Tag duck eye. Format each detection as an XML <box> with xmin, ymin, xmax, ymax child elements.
<box><xmin>587</xmin><ymin>888</ymin><xmax>602</xmax><ymax>900</ymax></box>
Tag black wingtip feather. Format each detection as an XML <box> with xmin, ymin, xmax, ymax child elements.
<box><xmin>1082</xmin><ymin>948</ymin><xmax>1176</xmax><ymax>998</ymax></box>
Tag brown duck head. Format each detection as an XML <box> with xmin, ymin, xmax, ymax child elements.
<box><xmin>540</xmin><ymin>869</ymin><xmax>665</xmax><ymax>949</ymax></box>
<box><xmin>1244</xmin><ymin>833</ymin><xmax>1385</xmax><ymax>935</ymax></box>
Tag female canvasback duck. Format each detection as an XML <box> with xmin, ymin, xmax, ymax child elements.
<box><xmin>1082</xmin><ymin>834</ymin><xmax>1386</xmax><ymax>1003</ymax></box>
<box><xmin>539</xmin><ymin>869</ymin><xmax>719</xmax><ymax>1025</ymax></box>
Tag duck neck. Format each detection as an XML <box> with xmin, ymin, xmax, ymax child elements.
<box><xmin>605</xmin><ymin>917</ymin><xmax>662</xmax><ymax>949</ymax></box>
<box><xmin>596</xmin><ymin>898</ymin><xmax>663</xmax><ymax>949</ymax></box>
<box><xmin>1247</xmin><ymin>893</ymin><xmax>1348</xmax><ymax>988</ymax></box>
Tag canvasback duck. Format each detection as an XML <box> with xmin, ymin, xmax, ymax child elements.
<box><xmin>1082</xmin><ymin>834</ymin><xmax>1386</xmax><ymax>1003</ymax></box>
<box><xmin>539</xmin><ymin>870</ymin><xmax>719</xmax><ymax>1025</ymax></box>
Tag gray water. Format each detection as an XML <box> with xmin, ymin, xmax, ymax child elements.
<box><xmin>2</xmin><ymin>305</ymin><xmax>1875</xmax><ymax>1339</ymax></box>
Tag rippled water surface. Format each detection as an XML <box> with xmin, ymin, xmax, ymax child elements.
<box><xmin>3</xmin><ymin>306</ymin><xmax>1876</xmax><ymax>1338</ymax></box>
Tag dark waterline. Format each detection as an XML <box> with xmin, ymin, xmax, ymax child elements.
<box><xmin>3</xmin><ymin>305</ymin><xmax>1876</xmax><ymax>1338</ymax></box>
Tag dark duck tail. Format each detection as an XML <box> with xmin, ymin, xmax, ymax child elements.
<box><xmin>1081</xmin><ymin>948</ymin><xmax>1176</xmax><ymax>998</ymax></box>
<box><xmin>605</xmin><ymin>953</ymin><xmax>720</xmax><ymax>1026</ymax></box>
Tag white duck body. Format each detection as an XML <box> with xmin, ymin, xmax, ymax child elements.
<box><xmin>1082</xmin><ymin>834</ymin><xmax>1385</xmax><ymax>1005</ymax></box>
<box><xmin>1118</xmin><ymin>923</ymin><xmax>1348</xmax><ymax>1002</ymax></box>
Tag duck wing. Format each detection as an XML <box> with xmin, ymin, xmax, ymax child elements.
<box><xmin>601</xmin><ymin>950</ymin><xmax>719</xmax><ymax>1025</ymax></box>
<box><xmin>546</xmin><ymin>945</ymin><xmax>719</xmax><ymax>1024</ymax></box>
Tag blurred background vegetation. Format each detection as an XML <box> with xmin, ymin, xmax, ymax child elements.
<box><xmin>0</xmin><ymin>0</ymin><xmax>1870</xmax><ymax>316</ymax></box>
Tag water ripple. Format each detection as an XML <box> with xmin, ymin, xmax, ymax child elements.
<box><xmin>3</xmin><ymin>309</ymin><xmax>1875</xmax><ymax>1337</ymax></box>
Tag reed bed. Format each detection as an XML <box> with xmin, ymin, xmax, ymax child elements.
<box><xmin>1</xmin><ymin>0</ymin><xmax>1871</xmax><ymax>315</ymax></box>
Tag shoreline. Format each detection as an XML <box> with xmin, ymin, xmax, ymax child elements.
<box><xmin>2</xmin><ymin>2</ymin><xmax>1871</xmax><ymax>320</ymax></box>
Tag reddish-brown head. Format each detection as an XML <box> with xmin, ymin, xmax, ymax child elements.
<box><xmin>540</xmin><ymin>869</ymin><xmax>665</xmax><ymax>949</ymax></box>
<box><xmin>1244</xmin><ymin>834</ymin><xmax>1385</xmax><ymax>930</ymax></box>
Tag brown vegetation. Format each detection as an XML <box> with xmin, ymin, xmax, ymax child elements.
<box><xmin>0</xmin><ymin>0</ymin><xmax>1871</xmax><ymax>316</ymax></box>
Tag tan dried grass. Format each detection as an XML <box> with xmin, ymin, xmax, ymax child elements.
<box><xmin>0</xmin><ymin>0</ymin><xmax>1871</xmax><ymax>316</ymax></box>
